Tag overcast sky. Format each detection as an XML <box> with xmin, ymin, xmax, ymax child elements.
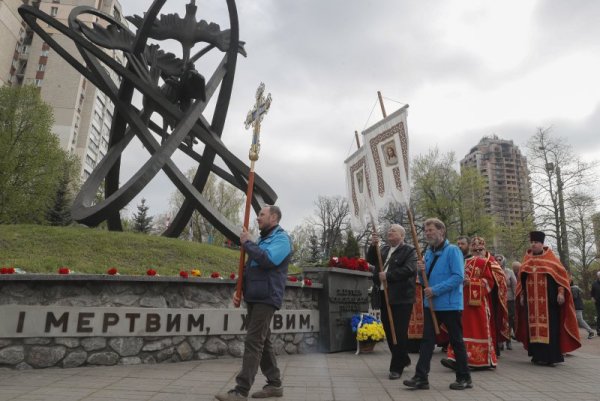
<box><xmin>119</xmin><ymin>0</ymin><xmax>600</xmax><ymax>231</ymax></box>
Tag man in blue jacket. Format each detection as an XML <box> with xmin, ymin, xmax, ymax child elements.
<box><xmin>216</xmin><ymin>205</ymin><xmax>293</xmax><ymax>401</ymax></box>
<box><xmin>403</xmin><ymin>218</ymin><xmax>472</xmax><ymax>391</ymax></box>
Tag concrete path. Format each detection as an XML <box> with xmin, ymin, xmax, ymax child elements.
<box><xmin>1</xmin><ymin>330</ymin><xmax>598</xmax><ymax>401</ymax></box>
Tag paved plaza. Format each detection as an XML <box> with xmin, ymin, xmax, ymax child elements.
<box><xmin>1</xmin><ymin>330</ymin><xmax>598</xmax><ymax>401</ymax></box>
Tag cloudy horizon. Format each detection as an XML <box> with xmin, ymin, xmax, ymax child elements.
<box><xmin>115</xmin><ymin>0</ymin><xmax>600</xmax><ymax>232</ymax></box>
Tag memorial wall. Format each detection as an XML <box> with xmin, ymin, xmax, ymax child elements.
<box><xmin>0</xmin><ymin>269</ymin><xmax>371</xmax><ymax>369</ymax></box>
<box><xmin>0</xmin><ymin>275</ymin><xmax>322</xmax><ymax>369</ymax></box>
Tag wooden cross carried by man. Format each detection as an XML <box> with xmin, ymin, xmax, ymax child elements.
<box><xmin>235</xmin><ymin>82</ymin><xmax>273</xmax><ymax>306</ymax></box>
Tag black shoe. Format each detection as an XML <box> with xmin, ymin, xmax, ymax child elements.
<box><xmin>440</xmin><ymin>358</ymin><xmax>457</xmax><ymax>371</ymax></box>
<box><xmin>403</xmin><ymin>376</ymin><xmax>429</xmax><ymax>390</ymax></box>
<box><xmin>449</xmin><ymin>378</ymin><xmax>473</xmax><ymax>390</ymax></box>
<box><xmin>389</xmin><ymin>371</ymin><xmax>402</xmax><ymax>380</ymax></box>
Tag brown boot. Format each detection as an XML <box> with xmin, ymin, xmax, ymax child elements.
<box><xmin>251</xmin><ymin>385</ymin><xmax>283</xmax><ymax>398</ymax></box>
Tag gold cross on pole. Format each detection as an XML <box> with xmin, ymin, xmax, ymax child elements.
<box><xmin>244</xmin><ymin>82</ymin><xmax>272</xmax><ymax>161</ymax></box>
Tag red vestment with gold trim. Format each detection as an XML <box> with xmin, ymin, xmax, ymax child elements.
<box><xmin>448</xmin><ymin>253</ymin><xmax>509</xmax><ymax>368</ymax></box>
<box><xmin>515</xmin><ymin>247</ymin><xmax>580</xmax><ymax>361</ymax></box>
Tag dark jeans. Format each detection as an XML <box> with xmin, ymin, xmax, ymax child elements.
<box><xmin>507</xmin><ymin>300</ymin><xmax>515</xmax><ymax>339</ymax></box>
<box><xmin>235</xmin><ymin>303</ymin><xmax>281</xmax><ymax>396</ymax></box>
<box><xmin>380</xmin><ymin>302</ymin><xmax>412</xmax><ymax>373</ymax></box>
<box><xmin>415</xmin><ymin>309</ymin><xmax>470</xmax><ymax>381</ymax></box>
<box><xmin>595</xmin><ymin>302</ymin><xmax>600</xmax><ymax>332</ymax></box>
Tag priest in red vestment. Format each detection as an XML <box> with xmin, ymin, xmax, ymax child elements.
<box><xmin>515</xmin><ymin>231</ymin><xmax>581</xmax><ymax>366</ymax></box>
<box><xmin>443</xmin><ymin>237</ymin><xmax>509</xmax><ymax>369</ymax></box>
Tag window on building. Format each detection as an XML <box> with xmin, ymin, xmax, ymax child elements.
<box><xmin>35</xmin><ymin>79</ymin><xmax>43</xmax><ymax>87</ymax></box>
<box><xmin>41</xmin><ymin>49</ymin><xmax>49</xmax><ymax>57</ymax></box>
<box><xmin>50</xmin><ymin>7</ymin><xmax>58</xmax><ymax>17</ymax></box>
<box><xmin>37</xmin><ymin>64</ymin><xmax>45</xmax><ymax>72</ymax></box>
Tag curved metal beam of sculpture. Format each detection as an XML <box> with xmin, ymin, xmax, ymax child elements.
<box><xmin>18</xmin><ymin>0</ymin><xmax>277</xmax><ymax>243</ymax></box>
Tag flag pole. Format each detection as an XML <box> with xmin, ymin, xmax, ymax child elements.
<box><xmin>234</xmin><ymin>83</ymin><xmax>272</xmax><ymax>307</ymax></box>
<box><xmin>376</xmin><ymin>91</ymin><xmax>440</xmax><ymax>334</ymax></box>
<box><xmin>369</xmin><ymin>212</ymin><xmax>398</xmax><ymax>345</ymax></box>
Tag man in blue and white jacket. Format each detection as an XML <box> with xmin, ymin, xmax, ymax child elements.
<box><xmin>403</xmin><ymin>218</ymin><xmax>472</xmax><ymax>391</ymax></box>
<box><xmin>216</xmin><ymin>205</ymin><xmax>292</xmax><ymax>401</ymax></box>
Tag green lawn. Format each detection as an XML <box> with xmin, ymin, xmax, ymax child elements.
<box><xmin>0</xmin><ymin>224</ymin><xmax>244</xmax><ymax>276</ymax></box>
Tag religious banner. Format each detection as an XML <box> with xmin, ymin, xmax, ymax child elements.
<box><xmin>344</xmin><ymin>147</ymin><xmax>375</xmax><ymax>230</ymax></box>
<box><xmin>362</xmin><ymin>105</ymin><xmax>410</xmax><ymax>209</ymax></box>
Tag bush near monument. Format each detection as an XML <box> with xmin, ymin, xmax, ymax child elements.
<box><xmin>0</xmin><ymin>225</ymin><xmax>301</xmax><ymax>276</ymax></box>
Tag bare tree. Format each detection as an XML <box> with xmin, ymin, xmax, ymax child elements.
<box><xmin>309</xmin><ymin>195</ymin><xmax>350</xmax><ymax>258</ymax></box>
<box><xmin>567</xmin><ymin>192</ymin><xmax>598</xmax><ymax>292</ymax></box>
<box><xmin>526</xmin><ymin>127</ymin><xmax>598</xmax><ymax>269</ymax></box>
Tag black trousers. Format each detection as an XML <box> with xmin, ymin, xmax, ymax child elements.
<box><xmin>235</xmin><ymin>303</ymin><xmax>281</xmax><ymax>396</ymax></box>
<box><xmin>380</xmin><ymin>302</ymin><xmax>412</xmax><ymax>373</ymax></box>
<box><xmin>595</xmin><ymin>302</ymin><xmax>600</xmax><ymax>332</ymax></box>
<box><xmin>415</xmin><ymin>309</ymin><xmax>470</xmax><ymax>381</ymax></box>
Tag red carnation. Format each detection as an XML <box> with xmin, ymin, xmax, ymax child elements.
<box><xmin>303</xmin><ymin>278</ymin><xmax>312</xmax><ymax>286</ymax></box>
<box><xmin>146</xmin><ymin>269</ymin><xmax>157</xmax><ymax>276</ymax></box>
<box><xmin>0</xmin><ymin>267</ymin><xmax>8</xmax><ymax>274</ymax></box>
<box><xmin>328</xmin><ymin>257</ymin><xmax>339</xmax><ymax>267</ymax></box>
<box><xmin>107</xmin><ymin>267</ymin><xmax>118</xmax><ymax>275</ymax></box>
<box><xmin>7</xmin><ymin>267</ymin><xmax>15</xmax><ymax>274</ymax></box>
<box><xmin>210</xmin><ymin>272</ymin><xmax>221</xmax><ymax>278</ymax></box>
<box><xmin>179</xmin><ymin>270</ymin><xmax>189</xmax><ymax>278</ymax></box>
<box><xmin>58</xmin><ymin>267</ymin><xmax>70</xmax><ymax>274</ymax></box>
<box><xmin>339</xmin><ymin>256</ymin><xmax>350</xmax><ymax>269</ymax></box>
<box><xmin>288</xmin><ymin>275</ymin><xmax>298</xmax><ymax>282</ymax></box>
<box><xmin>358</xmin><ymin>258</ymin><xmax>369</xmax><ymax>271</ymax></box>
<box><xmin>229</xmin><ymin>273</ymin><xmax>236</xmax><ymax>280</ymax></box>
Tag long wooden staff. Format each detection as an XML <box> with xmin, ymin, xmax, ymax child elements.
<box><xmin>369</xmin><ymin>213</ymin><xmax>398</xmax><ymax>345</ymax></box>
<box><xmin>234</xmin><ymin>83</ymin><xmax>272</xmax><ymax>307</ymax></box>
<box><xmin>377</xmin><ymin>91</ymin><xmax>439</xmax><ymax>334</ymax></box>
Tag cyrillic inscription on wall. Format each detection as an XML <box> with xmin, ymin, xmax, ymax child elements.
<box><xmin>0</xmin><ymin>306</ymin><xmax>319</xmax><ymax>337</ymax></box>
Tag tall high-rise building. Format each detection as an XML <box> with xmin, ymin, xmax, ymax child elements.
<box><xmin>0</xmin><ymin>0</ymin><xmax>25</xmax><ymax>86</ymax></box>
<box><xmin>460</xmin><ymin>135</ymin><xmax>534</xmax><ymax>248</ymax></box>
<box><xmin>4</xmin><ymin>0</ymin><xmax>125</xmax><ymax>180</ymax></box>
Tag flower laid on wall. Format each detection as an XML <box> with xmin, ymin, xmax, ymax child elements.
<box><xmin>351</xmin><ymin>313</ymin><xmax>385</xmax><ymax>342</ymax></box>
<box><xmin>229</xmin><ymin>273</ymin><xmax>236</xmax><ymax>280</ymax></box>
<box><xmin>303</xmin><ymin>278</ymin><xmax>313</xmax><ymax>287</ymax></box>
<box><xmin>190</xmin><ymin>269</ymin><xmax>202</xmax><ymax>277</ymax></box>
<box><xmin>58</xmin><ymin>267</ymin><xmax>71</xmax><ymax>274</ymax></box>
<box><xmin>0</xmin><ymin>267</ymin><xmax>16</xmax><ymax>274</ymax></box>
<box><xmin>210</xmin><ymin>272</ymin><xmax>221</xmax><ymax>279</ymax></box>
<box><xmin>328</xmin><ymin>256</ymin><xmax>370</xmax><ymax>272</ymax></box>
<box><xmin>146</xmin><ymin>269</ymin><xmax>157</xmax><ymax>276</ymax></box>
<box><xmin>179</xmin><ymin>270</ymin><xmax>189</xmax><ymax>278</ymax></box>
<box><xmin>287</xmin><ymin>275</ymin><xmax>298</xmax><ymax>282</ymax></box>
<box><xmin>106</xmin><ymin>267</ymin><xmax>119</xmax><ymax>275</ymax></box>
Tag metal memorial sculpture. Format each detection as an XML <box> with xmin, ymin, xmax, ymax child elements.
<box><xmin>18</xmin><ymin>0</ymin><xmax>276</xmax><ymax>243</ymax></box>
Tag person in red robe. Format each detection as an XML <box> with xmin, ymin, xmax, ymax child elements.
<box><xmin>442</xmin><ymin>237</ymin><xmax>509</xmax><ymax>369</ymax></box>
<box><xmin>515</xmin><ymin>231</ymin><xmax>581</xmax><ymax>366</ymax></box>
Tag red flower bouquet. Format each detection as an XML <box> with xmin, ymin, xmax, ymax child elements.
<box><xmin>1</xmin><ymin>267</ymin><xmax>16</xmax><ymax>274</ymax></box>
<box><xmin>287</xmin><ymin>275</ymin><xmax>298</xmax><ymax>282</ymax></box>
<box><xmin>106</xmin><ymin>267</ymin><xmax>118</xmax><ymax>275</ymax></box>
<box><xmin>58</xmin><ymin>267</ymin><xmax>71</xmax><ymax>274</ymax></box>
<box><xmin>146</xmin><ymin>269</ymin><xmax>157</xmax><ymax>276</ymax></box>
<box><xmin>179</xmin><ymin>270</ymin><xmax>189</xmax><ymax>278</ymax></box>
<box><xmin>303</xmin><ymin>278</ymin><xmax>313</xmax><ymax>286</ymax></box>
<box><xmin>229</xmin><ymin>272</ymin><xmax>237</xmax><ymax>280</ymax></box>
<box><xmin>210</xmin><ymin>272</ymin><xmax>221</xmax><ymax>279</ymax></box>
<box><xmin>328</xmin><ymin>256</ymin><xmax>370</xmax><ymax>272</ymax></box>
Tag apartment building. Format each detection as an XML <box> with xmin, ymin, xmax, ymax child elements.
<box><xmin>460</xmin><ymin>135</ymin><xmax>534</xmax><ymax>247</ymax></box>
<box><xmin>4</xmin><ymin>0</ymin><xmax>125</xmax><ymax>179</ymax></box>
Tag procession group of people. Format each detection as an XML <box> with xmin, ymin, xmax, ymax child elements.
<box><xmin>367</xmin><ymin>217</ymin><xmax>589</xmax><ymax>392</ymax></box>
<box><xmin>215</xmin><ymin>207</ymin><xmax>595</xmax><ymax>400</ymax></box>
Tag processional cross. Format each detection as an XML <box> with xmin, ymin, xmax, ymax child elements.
<box><xmin>235</xmin><ymin>82</ymin><xmax>273</xmax><ymax>306</ymax></box>
<box><xmin>244</xmin><ymin>82</ymin><xmax>272</xmax><ymax>161</ymax></box>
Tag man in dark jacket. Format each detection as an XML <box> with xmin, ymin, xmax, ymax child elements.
<box><xmin>367</xmin><ymin>224</ymin><xmax>417</xmax><ymax>380</ymax></box>
<box><xmin>592</xmin><ymin>271</ymin><xmax>600</xmax><ymax>336</ymax></box>
<box><xmin>216</xmin><ymin>205</ymin><xmax>292</xmax><ymax>401</ymax></box>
